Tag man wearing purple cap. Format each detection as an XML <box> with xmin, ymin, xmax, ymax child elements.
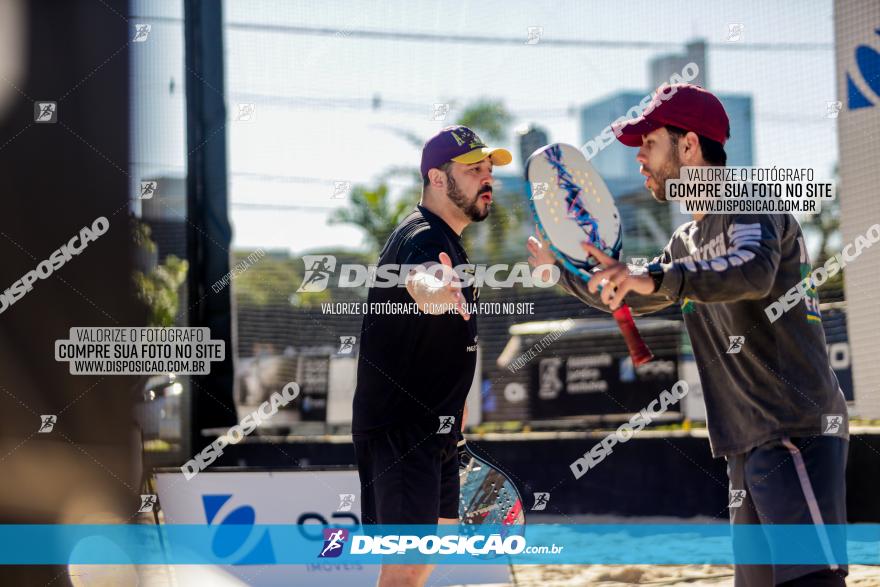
<box><xmin>352</xmin><ymin>126</ymin><xmax>511</xmax><ymax>586</ymax></box>
<box><xmin>528</xmin><ymin>85</ymin><xmax>848</xmax><ymax>586</ymax></box>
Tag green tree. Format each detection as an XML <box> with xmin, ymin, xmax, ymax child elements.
<box><xmin>232</xmin><ymin>252</ymin><xmax>302</xmax><ymax>307</ymax></box>
<box><xmin>132</xmin><ymin>222</ymin><xmax>189</xmax><ymax>326</ymax></box>
<box><xmin>807</xmin><ymin>198</ymin><xmax>841</xmax><ymax>267</ymax></box>
<box><xmin>134</xmin><ymin>256</ymin><xmax>189</xmax><ymax>327</ymax></box>
<box><xmin>232</xmin><ymin>248</ymin><xmax>375</xmax><ymax>309</ymax></box>
<box><xmin>802</xmin><ymin>166</ymin><xmax>844</xmax><ymax>296</ymax></box>
<box><xmin>455</xmin><ymin>99</ymin><xmax>512</xmax><ymax>142</ymax></box>
<box><xmin>327</xmin><ymin>184</ymin><xmax>413</xmax><ymax>252</ymax></box>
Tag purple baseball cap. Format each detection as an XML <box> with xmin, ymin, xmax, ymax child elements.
<box><xmin>420</xmin><ymin>125</ymin><xmax>512</xmax><ymax>179</ymax></box>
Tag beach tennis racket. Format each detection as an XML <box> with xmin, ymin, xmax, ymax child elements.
<box><xmin>526</xmin><ymin>142</ymin><xmax>654</xmax><ymax>366</ymax></box>
<box><xmin>458</xmin><ymin>439</ymin><xmax>524</xmax><ymax>528</ymax></box>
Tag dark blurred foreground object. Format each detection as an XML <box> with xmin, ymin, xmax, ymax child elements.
<box><xmin>0</xmin><ymin>0</ymin><xmax>143</xmax><ymax>584</ymax></box>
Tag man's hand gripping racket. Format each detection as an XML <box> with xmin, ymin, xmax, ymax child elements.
<box><xmin>528</xmin><ymin>228</ymin><xmax>653</xmax><ymax>365</ymax></box>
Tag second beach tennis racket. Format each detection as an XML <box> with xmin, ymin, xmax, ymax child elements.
<box><xmin>526</xmin><ymin>142</ymin><xmax>654</xmax><ymax>366</ymax></box>
<box><xmin>458</xmin><ymin>439</ymin><xmax>524</xmax><ymax>528</ymax></box>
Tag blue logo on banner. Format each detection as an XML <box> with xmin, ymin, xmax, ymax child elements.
<box><xmin>202</xmin><ymin>494</ymin><xmax>276</xmax><ymax>564</ymax></box>
<box><xmin>847</xmin><ymin>29</ymin><xmax>880</xmax><ymax>110</ymax></box>
<box><xmin>318</xmin><ymin>528</ymin><xmax>349</xmax><ymax>558</ymax></box>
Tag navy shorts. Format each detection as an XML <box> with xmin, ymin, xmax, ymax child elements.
<box><xmin>727</xmin><ymin>435</ymin><xmax>848</xmax><ymax>586</ymax></box>
<box><xmin>353</xmin><ymin>423</ymin><xmax>461</xmax><ymax>525</ymax></box>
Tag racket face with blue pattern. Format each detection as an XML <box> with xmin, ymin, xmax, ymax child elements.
<box><xmin>525</xmin><ymin>142</ymin><xmax>622</xmax><ymax>280</ymax></box>
<box><xmin>525</xmin><ymin>142</ymin><xmax>654</xmax><ymax>367</ymax></box>
<box><xmin>458</xmin><ymin>440</ymin><xmax>524</xmax><ymax>528</ymax></box>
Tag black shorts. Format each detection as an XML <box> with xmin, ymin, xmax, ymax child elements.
<box><xmin>353</xmin><ymin>423</ymin><xmax>460</xmax><ymax>525</ymax></box>
<box><xmin>727</xmin><ymin>435</ymin><xmax>848</xmax><ymax>586</ymax></box>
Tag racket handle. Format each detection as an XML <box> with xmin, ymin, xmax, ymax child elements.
<box><xmin>612</xmin><ymin>304</ymin><xmax>654</xmax><ymax>366</ymax></box>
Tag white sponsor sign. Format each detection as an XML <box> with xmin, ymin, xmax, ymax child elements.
<box><xmin>155</xmin><ymin>469</ymin><xmax>508</xmax><ymax>586</ymax></box>
<box><xmin>835</xmin><ymin>0</ymin><xmax>880</xmax><ymax>418</ymax></box>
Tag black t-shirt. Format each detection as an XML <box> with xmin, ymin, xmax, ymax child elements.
<box><xmin>351</xmin><ymin>205</ymin><xmax>478</xmax><ymax>438</ymax></box>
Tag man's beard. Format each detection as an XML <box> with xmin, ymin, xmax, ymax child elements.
<box><xmin>645</xmin><ymin>151</ymin><xmax>682</xmax><ymax>203</ymax></box>
<box><xmin>446</xmin><ymin>173</ymin><xmax>490</xmax><ymax>222</ymax></box>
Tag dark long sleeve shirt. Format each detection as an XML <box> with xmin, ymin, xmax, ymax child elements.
<box><xmin>559</xmin><ymin>212</ymin><xmax>848</xmax><ymax>457</ymax></box>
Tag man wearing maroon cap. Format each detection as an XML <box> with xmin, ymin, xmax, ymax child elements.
<box><xmin>528</xmin><ymin>84</ymin><xmax>848</xmax><ymax>586</ymax></box>
<box><xmin>352</xmin><ymin>126</ymin><xmax>511</xmax><ymax>586</ymax></box>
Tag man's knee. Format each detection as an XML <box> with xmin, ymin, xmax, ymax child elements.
<box><xmin>378</xmin><ymin>563</ymin><xmax>431</xmax><ymax>587</ymax></box>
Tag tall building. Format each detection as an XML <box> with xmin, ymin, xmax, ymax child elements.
<box><xmin>516</xmin><ymin>124</ymin><xmax>549</xmax><ymax>169</ymax></box>
<box><xmin>650</xmin><ymin>39</ymin><xmax>708</xmax><ymax>89</ymax></box>
<box><xmin>579</xmin><ymin>39</ymin><xmax>754</xmax><ymax>250</ymax></box>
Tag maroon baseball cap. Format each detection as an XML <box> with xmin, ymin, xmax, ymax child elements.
<box><xmin>612</xmin><ymin>84</ymin><xmax>730</xmax><ymax>147</ymax></box>
<box><xmin>420</xmin><ymin>125</ymin><xmax>512</xmax><ymax>179</ymax></box>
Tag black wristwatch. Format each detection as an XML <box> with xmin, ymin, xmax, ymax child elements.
<box><xmin>646</xmin><ymin>262</ymin><xmax>665</xmax><ymax>294</ymax></box>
